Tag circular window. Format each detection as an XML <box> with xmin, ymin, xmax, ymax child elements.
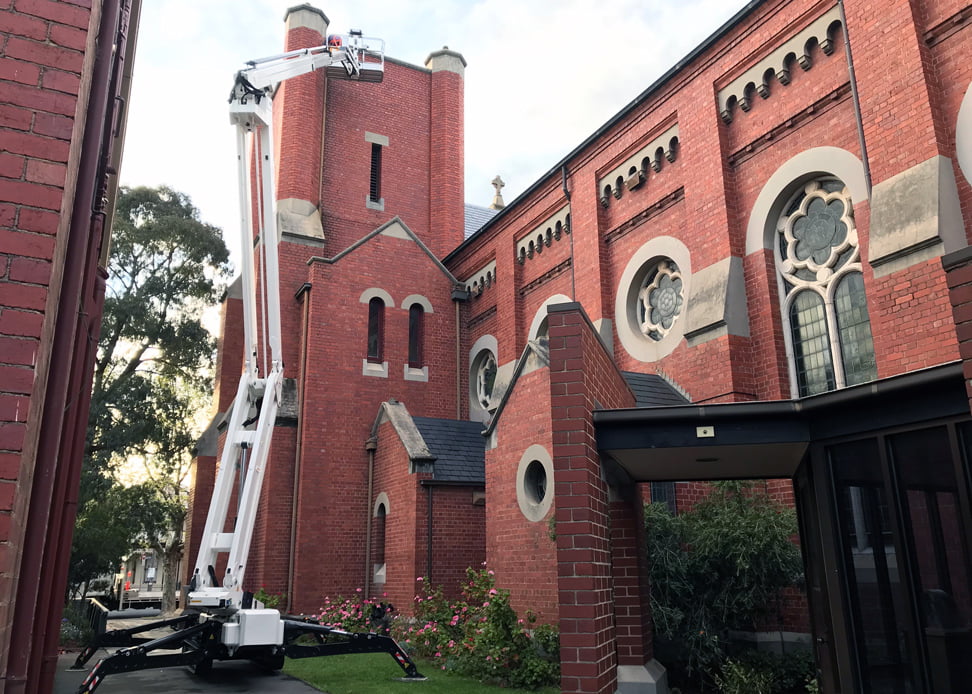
<box><xmin>516</xmin><ymin>444</ymin><xmax>554</xmax><ymax>522</ymax></box>
<box><xmin>524</xmin><ymin>460</ymin><xmax>547</xmax><ymax>504</ymax></box>
<box><xmin>615</xmin><ymin>236</ymin><xmax>691</xmax><ymax>363</ymax></box>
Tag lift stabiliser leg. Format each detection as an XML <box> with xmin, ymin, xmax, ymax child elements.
<box><xmin>281</xmin><ymin>619</ymin><xmax>425</xmax><ymax>679</ymax></box>
<box><xmin>75</xmin><ymin>619</ymin><xmax>216</xmax><ymax>694</ymax></box>
<box><xmin>74</xmin><ymin>615</ymin><xmax>425</xmax><ymax>693</ymax></box>
<box><xmin>71</xmin><ymin>612</ymin><xmax>201</xmax><ymax>670</ymax></box>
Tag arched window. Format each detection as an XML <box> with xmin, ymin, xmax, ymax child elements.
<box><xmin>777</xmin><ymin>178</ymin><xmax>876</xmax><ymax>396</ymax></box>
<box><xmin>474</xmin><ymin>351</ymin><xmax>497</xmax><ymax>410</ymax></box>
<box><xmin>408</xmin><ymin>303</ymin><xmax>424</xmax><ymax>368</ymax></box>
<box><xmin>372</xmin><ymin>501</ymin><xmax>387</xmax><ymax>585</ymax></box>
<box><xmin>367</xmin><ymin>297</ymin><xmax>384</xmax><ymax>363</ymax></box>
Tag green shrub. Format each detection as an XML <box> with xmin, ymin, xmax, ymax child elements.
<box><xmin>715</xmin><ymin>659</ymin><xmax>775</xmax><ymax>694</ymax></box>
<box><xmin>60</xmin><ymin>603</ymin><xmax>94</xmax><ymax>647</ymax></box>
<box><xmin>392</xmin><ymin>568</ymin><xmax>559</xmax><ymax>690</ymax></box>
<box><xmin>645</xmin><ymin>481</ymin><xmax>805</xmax><ymax>688</ymax></box>
<box><xmin>253</xmin><ymin>587</ymin><xmax>285</xmax><ymax>610</ymax></box>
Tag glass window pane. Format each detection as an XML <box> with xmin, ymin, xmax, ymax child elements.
<box><xmin>890</xmin><ymin>427</ymin><xmax>972</xmax><ymax>692</ymax></box>
<box><xmin>650</xmin><ymin>482</ymin><xmax>677</xmax><ymax>514</ymax></box>
<box><xmin>790</xmin><ymin>291</ymin><xmax>835</xmax><ymax>396</ymax></box>
<box><xmin>408</xmin><ymin>304</ymin><xmax>424</xmax><ymax>367</ymax></box>
<box><xmin>367</xmin><ymin>297</ymin><xmax>383</xmax><ymax>362</ymax></box>
<box><xmin>830</xmin><ymin>439</ymin><xmax>919</xmax><ymax>693</ymax></box>
<box><xmin>835</xmin><ymin>273</ymin><xmax>877</xmax><ymax>387</ymax></box>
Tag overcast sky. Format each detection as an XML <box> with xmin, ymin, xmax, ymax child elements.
<box><xmin>121</xmin><ymin>0</ymin><xmax>746</xmax><ymax>265</ymax></box>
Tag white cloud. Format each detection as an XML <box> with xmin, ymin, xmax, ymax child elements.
<box><xmin>121</xmin><ymin>1</ymin><xmax>745</xmax><ymax>267</ymax></box>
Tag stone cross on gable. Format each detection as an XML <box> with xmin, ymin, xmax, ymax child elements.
<box><xmin>490</xmin><ymin>175</ymin><xmax>506</xmax><ymax>210</ymax></box>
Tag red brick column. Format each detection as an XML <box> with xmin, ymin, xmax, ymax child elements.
<box><xmin>425</xmin><ymin>49</ymin><xmax>465</xmax><ymax>258</ymax></box>
<box><xmin>275</xmin><ymin>7</ymin><xmax>327</xmax><ymax>207</ymax></box>
<box><xmin>610</xmin><ymin>496</ymin><xmax>653</xmax><ymax>666</ymax></box>
<box><xmin>183</xmin><ymin>455</ymin><xmax>216</xmax><ymax>585</ymax></box>
<box><xmin>547</xmin><ymin>302</ymin><xmax>640</xmax><ymax>694</ymax></box>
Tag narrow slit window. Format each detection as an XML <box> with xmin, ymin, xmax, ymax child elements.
<box><xmin>374</xmin><ymin>503</ymin><xmax>386</xmax><ymax>570</ymax></box>
<box><xmin>367</xmin><ymin>297</ymin><xmax>384</xmax><ymax>363</ymax></box>
<box><xmin>369</xmin><ymin>142</ymin><xmax>382</xmax><ymax>203</ymax></box>
<box><xmin>408</xmin><ymin>303</ymin><xmax>424</xmax><ymax>368</ymax></box>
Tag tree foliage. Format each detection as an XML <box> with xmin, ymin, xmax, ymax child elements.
<box><xmin>645</xmin><ymin>481</ymin><xmax>805</xmax><ymax>686</ymax></box>
<box><xmin>71</xmin><ymin>186</ymin><xmax>229</xmax><ymax>608</ymax></box>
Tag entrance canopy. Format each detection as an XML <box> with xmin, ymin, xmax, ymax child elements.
<box><xmin>594</xmin><ymin>362</ymin><xmax>968</xmax><ymax>482</ymax></box>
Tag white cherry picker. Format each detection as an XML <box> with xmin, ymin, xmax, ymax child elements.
<box><xmin>75</xmin><ymin>31</ymin><xmax>425</xmax><ymax>693</ymax></box>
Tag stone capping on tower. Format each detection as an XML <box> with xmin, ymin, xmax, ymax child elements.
<box><xmin>285</xmin><ymin>3</ymin><xmax>328</xmax><ymax>34</ymax></box>
<box><xmin>425</xmin><ymin>47</ymin><xmax>467</xmax><ymax>77</ymax></box>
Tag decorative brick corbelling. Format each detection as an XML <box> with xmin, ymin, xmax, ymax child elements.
<box><xmin>516</xmin><ymin>205</ymin><xmax>571</xmax><ymax>264</ymax></box>
<box><xmin>598</xmin><ymin>124</ymin><xmax>679</xmax><ymax>207</ymax></box>
<box><xmin>718</xmin><ymin>6</ymin><xmax>842</xmax><ymax>124</ymax></box>
<box><xmin>462</xmin><ymin>260</ymin><xmax>496</xmax><ymax>296</ymax></box>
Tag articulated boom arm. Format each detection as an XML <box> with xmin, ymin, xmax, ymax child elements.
<box><xmin>189</xmin><ymin>32</ymin><xmax>384</xmax><ymax>613</ymax></box>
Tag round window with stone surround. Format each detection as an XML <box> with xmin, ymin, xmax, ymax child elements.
<box><xmin>615</xmin><ymin>236</ymin><xmax>692</xmax><ymax>363</ymax></box>
<box><xmin>516</xmin><ymin>444</ymin><xmax>554</xmax><ymax>522</ymax></box>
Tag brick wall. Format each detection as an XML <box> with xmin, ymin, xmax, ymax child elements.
<box><xmin>372</xmin><ymin>419</ymin><xmax>423</xmax><ymax>612</ymax></box>
<box><xmin>546</xmin><ymin>303</ymin><xmax>641</xmax><ymax>694</ymax></box>
<box><xmin>486</xmin><ymin>366</ymin><xmax>559</xmax><ymax>622</ymax></box>
<box><xmin>427</xmin><ymin>485</ymin><xmax>485</xmax><ymax>602</ymax></box>
<box><xmin>0</xmin><ymin>0</ymin><xmax>91</xmax><ymax>595</ymax></box>
<box><xmin>944</xmin><ymin>248</ymin><xmax>972</xmax><ymax>410</ymax></box>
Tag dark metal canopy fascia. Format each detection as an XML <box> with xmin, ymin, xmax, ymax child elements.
<box><xmin>593</xmin><ymin>362</ymin><xmax>966</xmax><ymax>482</ymax></box>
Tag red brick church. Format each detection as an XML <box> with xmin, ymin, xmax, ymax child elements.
<box><xmin>180</xmin><ymin>1</ymin><xmax>972</xmax><ymax>693</ymax></box>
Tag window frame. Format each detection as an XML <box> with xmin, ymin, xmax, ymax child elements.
<box><xmin>407</xmin><ymin>303</ymin><xmax>424</xmax><ymax>368</ymax></box>
<box><xmin>775</xmin><ymin>178</ymin><xmax>876</xmax><ymax>397</ymax></box>
<box><xmin>369</xmin><ymin>142</ymin><xmax>382</xmax><ymax>204</ymax></box>
<box><xmin>367</xmin><ymin>296</ymin><xmax>385</xmax><ymax>364</ymax></box>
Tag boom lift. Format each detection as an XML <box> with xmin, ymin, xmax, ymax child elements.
<box><xmin>75</xmin><ymin>32</ymin><xmax>425</xmax><ymax>693</ymax></box>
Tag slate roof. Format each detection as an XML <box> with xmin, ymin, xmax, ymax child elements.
<box><xmin>464</xmin><ymin>204</ymin><xmax>499</xmax><ymax>239</ymax></box>
<box><xmin>622</xmin><ymin>372</ymin><xmax>690</xmax><ymax>407</ymax></box>
<box><xmin>412</xmin><ymin>417</ymin><xmax>486</xmax><ymax>484</ymax></box>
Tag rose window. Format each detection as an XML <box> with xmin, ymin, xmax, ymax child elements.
<box><xmin>779</xmin><ymin>180</ymin><xmax>856</xmax><ymax>283</ymax></box>
<box><xmin>638</xmin><ymin>260</ymin><xmax>683</xmax><ymax>341</ymax></box>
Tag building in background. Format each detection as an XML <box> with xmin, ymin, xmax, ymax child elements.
<box><xmin>189</xmin><ymin>2</ymin><xmax>972</xmax><ymax>692</ymax></box>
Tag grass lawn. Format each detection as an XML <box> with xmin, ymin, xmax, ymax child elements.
<box><xmin>283</xmin><ymin>653</ymin><xmax>559</xmax><ymax>694</ymax></box>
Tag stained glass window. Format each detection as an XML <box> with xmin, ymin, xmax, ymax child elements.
<box><xmin>777</xmin><ymin>179</ymin><xmax>875</xmax><ymax>396</ymax></box>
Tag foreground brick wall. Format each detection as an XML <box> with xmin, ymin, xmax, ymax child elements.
<box><xmin>547</xmin><ymin>303</ymin><xmax>642</xmax><ymax>694</ymax></box>
<box><xmin>0</xmin><ymin>0</ymin><xmax>91</xmax><ymax>604</ymax></box>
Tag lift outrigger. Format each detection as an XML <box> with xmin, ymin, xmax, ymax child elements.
<box><xmin>74</xmin><ymin>31</ymin><xmax>425</xmax><ymax>693</ymax></box>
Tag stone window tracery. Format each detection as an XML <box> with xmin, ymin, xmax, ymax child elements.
<box><xmin>474</xmin><ymin>351</ymin><xmax>497</xmax><ymax>410</ymax></box>
<box><xmin>638</xmin><ymin>260</ymin><xmax>683</xmax><ymax>342</ymax></box>
<box><xmin>776</xmin><ymin>178</ymin><xmax>876</xmax><ymax>396</ymax></box>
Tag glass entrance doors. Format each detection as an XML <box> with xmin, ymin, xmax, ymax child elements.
<box><xmin>826</xmin><ymin>425</ymin><xmax>972</xmax><ymax>693</ymax></box>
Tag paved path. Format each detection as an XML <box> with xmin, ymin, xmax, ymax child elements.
<box><xmin>54</xmin><ymin>616</ymin><xmax>323</xmax><ymax>694</ymax></box>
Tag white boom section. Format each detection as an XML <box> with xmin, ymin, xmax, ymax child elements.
<box><xmin>189</xmin><ymin>34</ymin><xmax>383</xmax><ymax>615</ymax></box>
